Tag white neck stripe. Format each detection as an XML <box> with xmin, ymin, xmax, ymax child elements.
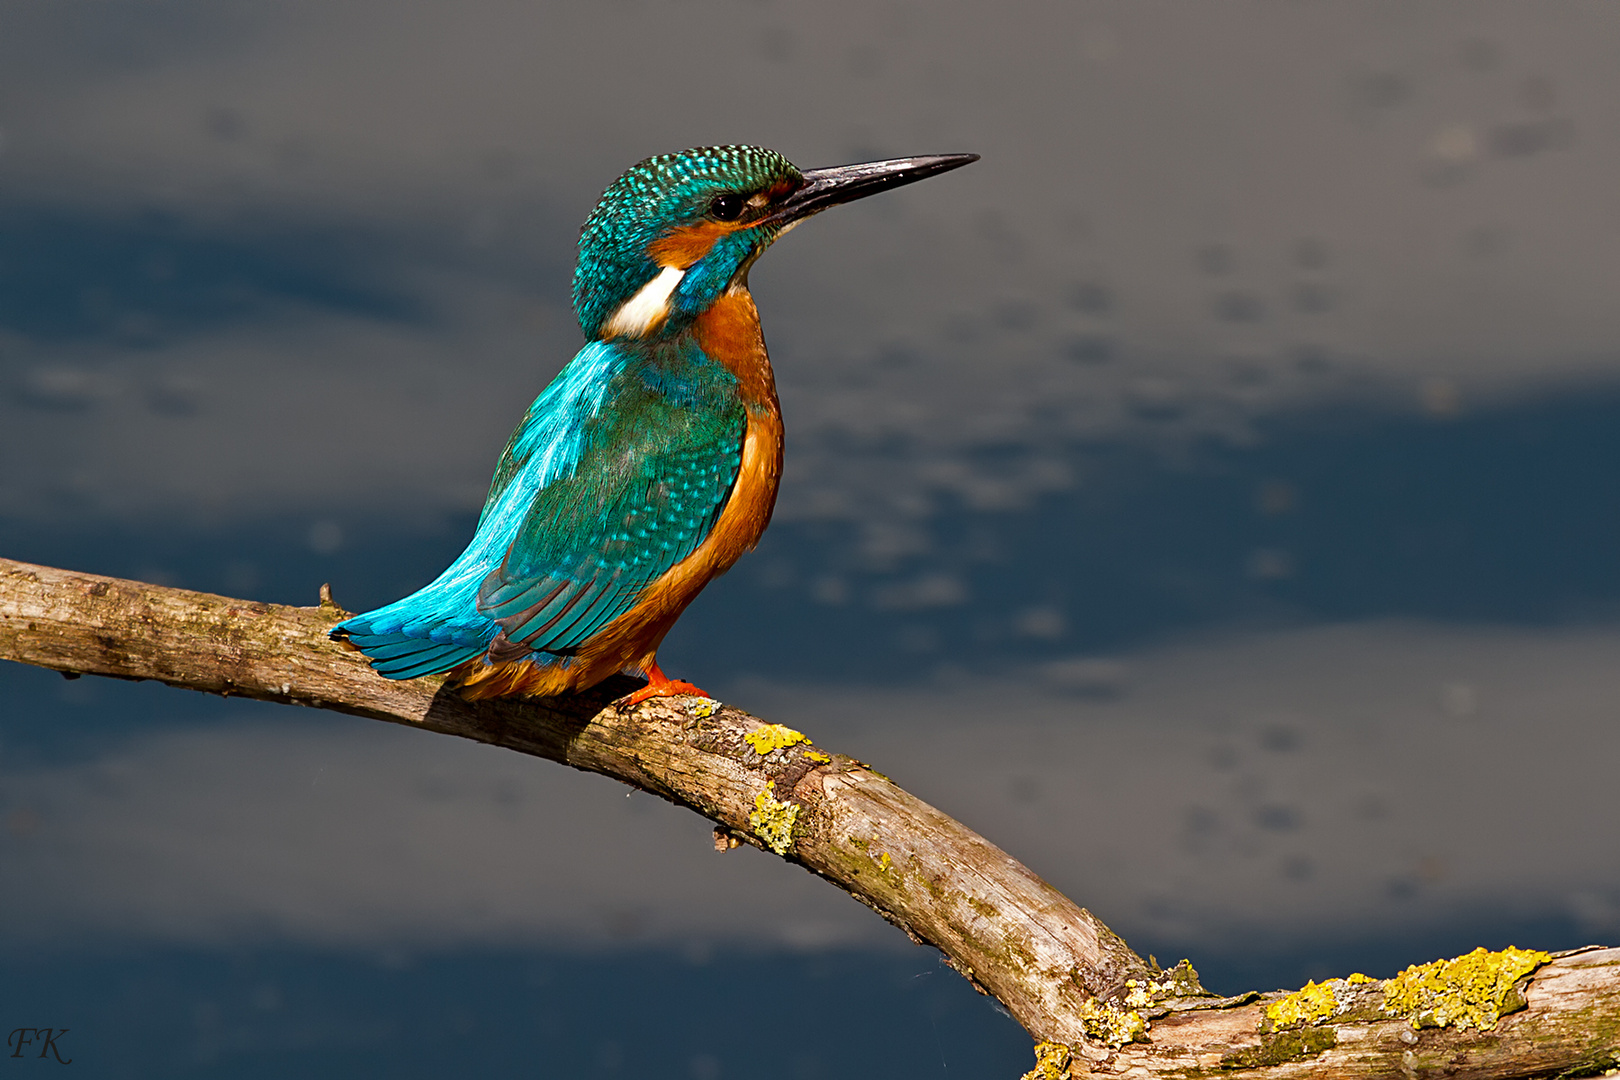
<box><xmin>603</xmin><ymin>265</ymin><xmax>685</xmax><ymax>338</ymax></box>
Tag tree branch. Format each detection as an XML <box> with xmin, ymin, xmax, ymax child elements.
<box><xmin>2</xmin><ymin>556</ymin><xmax>1616</xmax><ymax>1077</ymax></box>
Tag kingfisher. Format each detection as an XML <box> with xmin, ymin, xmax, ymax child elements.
<box><xmin>331</xmin><ymin>145</ymin><xmax>977</xmax><ymax>707</ymax></box>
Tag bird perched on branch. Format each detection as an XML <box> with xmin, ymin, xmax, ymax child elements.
<box><xmin>332</xmin><ymin>145</ymin><xmax>977</xmax><ymax>707</ymax></box>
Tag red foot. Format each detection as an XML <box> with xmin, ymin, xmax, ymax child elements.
<box><xmin>614</xmin><ymin>660</ymin><xmax>709</xmax><ymax>711</ymax></box>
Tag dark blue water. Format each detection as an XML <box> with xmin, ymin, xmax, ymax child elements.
<box><xmin>0</xmin><ymin>947</ymin><xmax>1029</xmax><ymax>1079</ymax></box>
<box><xmin>3</xmin><ymin>132</ymin><xmax>1618</xmax><ymax>1076</ymax></box>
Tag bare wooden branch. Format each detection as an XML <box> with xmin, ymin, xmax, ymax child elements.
<box><xmin>3</xmin><ymin>556</ymin><xmax>1617</xmax><ymax>1078</ymax></box>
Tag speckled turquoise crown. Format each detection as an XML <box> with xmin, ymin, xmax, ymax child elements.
<box><xmin>572</xmin><ymin>146</ymin><xmax>801</xmax><ymax>338</ymax></box>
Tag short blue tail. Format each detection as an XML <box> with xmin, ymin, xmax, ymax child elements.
<box><xmin>334</xmin><ymin>627</ymin><xmax>487</xmax><ymax>680</ymax></box>
<box><xmin>328</xmin><ymin>559</ymin><xmax>502</xmax><ymax>680</ymax></box>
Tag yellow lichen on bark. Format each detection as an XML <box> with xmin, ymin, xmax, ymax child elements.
<box><xmin>743</xmin><ymin>723</ymin><xmax>807</xmax><ymax>755</ymax></box>
<box><xmin>1077</xmin><ymin>997</ymin><xmax>1148</xmax><ymax>1047</ymax></box>
<box><xmin>1261</xmin><ymin>971</ymin><xmax>1382</xmax><ymax>1032</ymax></box>
<box><xmin>1020</xmin><ymin>1041</ymin><xmax>1071</xmax><ymax>1080</ymax></box>
<box><xmin>1124</xmin><ymin>960</ymin><xmax>1207</xmax><ymax>1009</ymax></box>
<box><xmin>1383</xmin><ymin>946</ymin><xmax>1551</xmax><ymax>1030</ymax></box>
<box><xmin>748</xmin><ymin>780</ymin><xmax>799</xmax><ymax>854</ymax></box>
<box><xmin>1265</xmin><ymin>979</ymin><xmax>1339</xmax><ymax>1028</ymax></box>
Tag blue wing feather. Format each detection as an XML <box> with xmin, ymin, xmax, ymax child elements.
<box><xmin>478</xmin><ymin>357</ymin><xmax>745</xmax><ymax>655</ymax></box>
<box><xmin>336</xmin><ymin>632</ymin><xmax>487</xmax><ymax>680</ymax></box>
<box><xmin>331</xmin><ymin>337</ymin><xmax>745</xmax><ymax>678</ymax></box>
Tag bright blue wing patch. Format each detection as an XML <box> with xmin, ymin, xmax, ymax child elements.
<box><xmin>477</xmin><ymin>368</ymin><xmax>745</xmax><ymax>656</ymax></box>
<box><xmin>330</xmin><ymin>340</ymin><xmax>626</xmax><ymax>677</ymax></box>
<box><xmin>330</xmin><ymin>338</ymin><xmax>745</xmax><ymax>678</ymax></box>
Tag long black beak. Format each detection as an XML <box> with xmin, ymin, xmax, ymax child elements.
<box><xmin>766</xmin><ymin>153</ymin><xmax>979</xmax><ymax>227</ymax></box>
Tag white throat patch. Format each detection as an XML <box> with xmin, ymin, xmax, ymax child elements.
<box><xmin>603</xmin><ymin>265</ymin><xmax>685</xmax><ymax>338</ymax></box>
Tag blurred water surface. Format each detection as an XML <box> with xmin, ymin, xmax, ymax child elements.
<box><xmin>3</xmin><ymin>2</ymin><xmax>1619</xmax><ymax>1076</ymax></box>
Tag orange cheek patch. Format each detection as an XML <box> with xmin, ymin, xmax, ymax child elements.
<box><xmin>646</xmin><ymin>220</ymin><xmax>747</xmax><ymax>269</ymax></box>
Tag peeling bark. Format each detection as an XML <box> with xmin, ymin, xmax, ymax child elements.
<box><xmin>3</xmin><ymin>557</ymin><xmax>1616</xmax><ymax>1078</ymax></box>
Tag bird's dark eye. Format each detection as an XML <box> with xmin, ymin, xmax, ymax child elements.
<box><xmin>709</xmin><ymin>192</ymin><xmax>745</xmax><ymax>221</ymax></box>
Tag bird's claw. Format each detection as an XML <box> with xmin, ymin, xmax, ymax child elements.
<box><xmin>613</xmin><ymin>677</ymin><xmax>709</xmax><ymax>712</ymax></box>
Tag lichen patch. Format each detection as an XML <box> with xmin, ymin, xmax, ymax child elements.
<box><xmin>1124</xmin><ymin>960</ymin><xmax>1207</xmax><ymax>1009</ymax></box>
<box><xmin>1020</xmin><ymin>1041</ymin><xmax>1071</xmax><ymax>1080</ymax></box>
<box><xmin>744</xmin><ymin>723</ymin><xmax>807</xmax><ymax>755</ymax></box>
<box><xmin>1260</xmin><ymin>971</ymin><xmax>1383</xmax><ymax>1032</ymax></box>
<box><xmin>1077</xmin><ymin>997</ymin><xmax>1148</xmax><ymax>1047</ymax></box>
<box><xmin>1223</xmin><ymin>1025</ymin><xmax>1338</xmax><ymax>1068</ymax></box>
<box><xmin>1265</xmin><ymin>979</ymin><xmax>1339</xmax><ymax>1028</ymax></box>
<box><xmin>1383</xmin><ymin>945</ymin><xmax>1551</xmax><ymax>1031</ymax></box>
<box><xmin>749</xmin><ymin>780</ymin><xmax>799</xmax><ymax>855</ymax></box>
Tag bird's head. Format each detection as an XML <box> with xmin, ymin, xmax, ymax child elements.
<box><xmin>573</xmin><ymin>145</ymin><xmax>977</xmax><ymax>342</ymax></box>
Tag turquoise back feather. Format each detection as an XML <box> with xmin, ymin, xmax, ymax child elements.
<box><xmin>332</xmin><ymin>337</ymin><xmax>745</xmax><ymax>677</ymax></box>
<box><xmin>477</xmin><ymin>337</ymin><xmax>744</xmax><ymax>655</ymax></box>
